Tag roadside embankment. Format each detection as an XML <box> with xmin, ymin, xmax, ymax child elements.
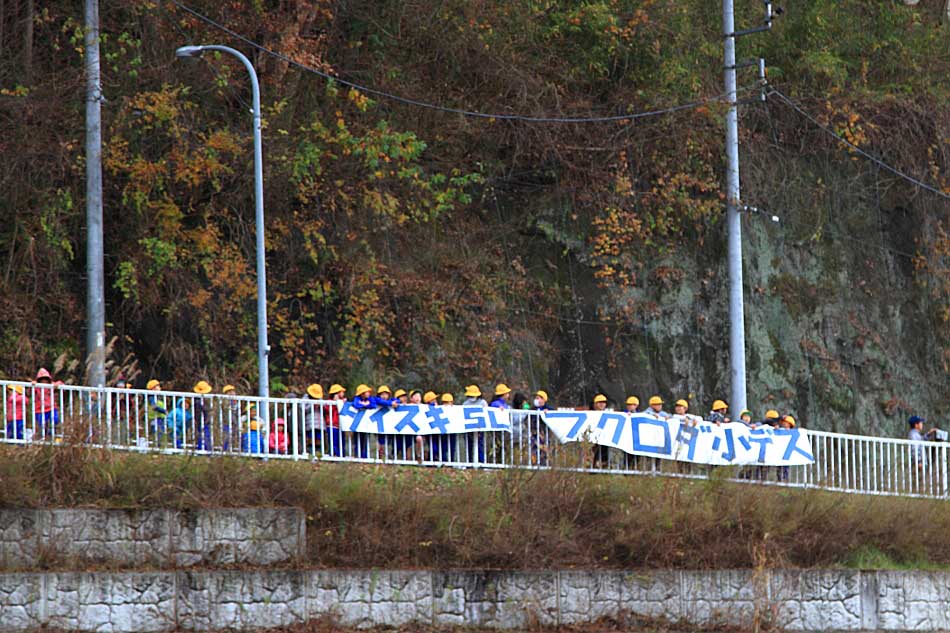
<box><xmin>3</xmin><ymin>446</ymin><xmax>949</xmax><ymax>571</ymax></box>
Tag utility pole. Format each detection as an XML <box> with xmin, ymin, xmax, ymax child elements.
<box><xmin>723</xmin><ymin>0</ymin><xmax>747</xmax><ymax>414</ymax></box>
<box><xmin>85</xmin><ymin>0</ymin><xmax>105</xmax><ymax>388</ymax></box>
<box><xmin>722</xmin><ymin>0</ymin><xmax>778</xmax><ymax>414</ymax></box>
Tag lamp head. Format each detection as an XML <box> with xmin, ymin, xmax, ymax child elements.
<box><xmin>175</xmin><ymin>45</ymin><xmax>205</xmax><ymax>59</ymax></box>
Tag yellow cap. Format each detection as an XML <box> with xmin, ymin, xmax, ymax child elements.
<box><xmin>393</xmin><ymin>389</ymin><xmax>407</xmax><ymax>399</ymax></box>
<box><xmin>675</xmin><ymin>399</ymin><xmax>688</xmax><ymax>409</ymax></box>
<box><xmin>712</xmin><ymin>399</ymin><xmax>728</xmax><ymax>411</ymax></box>
<box><xmin>626</xmin><ymin>396</ymin><xmax>639</xmax><ymax>406</ymax></box>
<box><xmin>222</xmin><ymin>384</ymin><xmax>236</xmax><ymax>394</ymax></box>
<box><xmin>355</xmin><ymin>384</ymin><xmax>372</xmax><ymax>397</ymax></box>
<box><xmin>648</xmin><ymin>396</ymin><xmax>663</xmax><ymax>406</ymax></box>
<box><xmin>440</xmin><ymin>392</ymin><xmax>454</xmax><ymax>403</ymax></box>
<box><xmin>11</xmin><ymin>385</ymin><xmax>24</xmax><ymax>395</ymax></box>
<box><xmin>193</xmin><ymin>380</ymin><xmax>212</xmax><ymax>395</ymax></box>
<box><xmin>328</xmin><ymin>384</ymin><xmax>345</xmax><ymax>396</ymax></box>
<box><xmin>494</xmin><ymin>383</ymin><xmax>512</xmax><ymax>396</ymax></box>
<box><xmin>765</xmin><ymin>409</ymin><xmax>780</xmax><ymax>420</ymax></box>
<box><xmin>593</xmin><ymin>394</ymin><xmax>607</xmax><ymax>404</ymax></box>
<box><xmin>782</xmin><ymin>415</ymin><xmax>796</xmax><ymax>427</ymax></box>
<box><xmin>423</xmin><ymin>391</ymin><xmax>438</xmax><ymax>404</ymax></box>
<box><xmin>146</xmin><ymin>379</ymin><xmax>162</xmax><ymax>390</ymax></box>
<box><xmin>464</xmin><ymin>385</ymin><xmax>481</xmax><ymax>398</ymax></box>
<box><xmin>535</xmin><ymin>390</ymin><xmax>548</xmax><ymax>401</ymax></box>
<box><xmin>307</xmin><ymin>384</ymin><xmax>324</xmax><ymax>399</ymax></box>
<box><xmin>249</xmin><ymin>420</ymin><xmax>259</xmax><ymax>431</ymax></box>
<box><xmin>377</xmin><ymin>385</ymin><xmax>391</xmax><ymax>395</ymax></box>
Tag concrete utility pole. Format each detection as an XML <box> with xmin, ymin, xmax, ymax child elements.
<box><xmin>85</xmin><ymin>0</ymin><xmax>106</xmax><ymax>388</ymax></box>
<box><xmin>720</xmin><ymin>1</ymin><xmax>778</xmax><ymax>414</ymax></box>
<box><xmin>176</xmin><ymin>45</ymin><xmax>270</xmax><ymax>402</ymax></box>
<box><xmin>723</xmin><ymin>0</ymin><xmax>747</xmax><ymax>414</ymax></box>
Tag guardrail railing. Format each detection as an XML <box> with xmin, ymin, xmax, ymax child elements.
<box><xmin>2</xmin><ymin>380</ymin><xmax>945</xmax><ymax>499</ymax></box>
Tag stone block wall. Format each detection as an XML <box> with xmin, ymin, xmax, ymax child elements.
<box><xmin>2</xmin><ymin>508</ymin><xmax>946</xmax><ymax>631</ymax></box>
<box><xmin>0</xmin><ymin>508</ymin><xmax>305</xmax><ymax>569</ymax></box>
<box><xmin>1</xmin><ymin>568</ymin><xmax>950</xmax><ymax>631</ymax></box>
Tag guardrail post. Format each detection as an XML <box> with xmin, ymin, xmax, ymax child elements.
<box><xmin>942</xmin><ymin>444</ymin><xmax>948</xmax><ymax>498</ymax></box>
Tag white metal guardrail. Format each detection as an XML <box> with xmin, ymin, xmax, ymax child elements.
<box><xmin>1</xmin><ymin>380</ymin><xmax>945</xmax><ymax>499</ymax></box>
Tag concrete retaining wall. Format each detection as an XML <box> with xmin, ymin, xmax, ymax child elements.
<box><xmin>1</xmin><ymin>568</ymin><xmax>947</xmax><ymax>631</ymax></box>
<box><xmin>0</xmin><ymin>509</ymin><xmax>305</xmax><ymax>569</ymax></box>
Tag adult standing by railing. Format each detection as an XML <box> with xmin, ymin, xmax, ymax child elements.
<box><xmin>908</xmin><ymin>415</ymin><xmax>940</xmax><ymax>493</ymax></box>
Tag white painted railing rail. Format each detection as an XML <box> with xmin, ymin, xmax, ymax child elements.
<box><xmin>1</xmin><ymin>380</ymin><xmax>944</xmax><ymax>499</ymax></box>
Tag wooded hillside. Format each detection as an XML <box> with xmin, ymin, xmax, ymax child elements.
<box><xmin>1</xmin><ymin>1</ymin><xmax>949</xmax><ymax>434</ymax></box>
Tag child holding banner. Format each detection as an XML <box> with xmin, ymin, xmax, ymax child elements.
<box><xmin>433</xmin><ymin>392</ymin><xmax>457</xmax><ymax>462</ymax></box>
<box><xmin>591</xmin><ymin>394</ymin><xmax>611</xmax><ymax>468</ymax></box>
<box><xmin>373</xmin><ymin>385</ymin><xmax>407</xmax><ymax>460</ymax></box>
<box><xmin>529</xmin><ymin>390</ymin><xmax>550</xmax><ymax>466</ymax></box>
<box><xmin>776</xmin><ymin>415</ymin><xmax>797</xmax><ymax>481</ymax></box>
<box><xmin>350</xmin><ymin>385</ymin><xmax>374</xmax><ymax>459</ymax></box>
<box><xmin>325</xmin><ymin>384</ymin><xmax>346</xmax><ymax>457</ymax></box>
<box><xmin>645</xmin><ymin>396</ymin><xmax>671</xmax><ymax>420</ymax></box>
<box><xmin>463</xmin><ymin>385</ymin><xmax>489</xmax><ymax>463</ymax></box>
<box><xmin>623</xmin><ymin>396</ymin><xmax>641</xmax><ymax>471</ymax></box>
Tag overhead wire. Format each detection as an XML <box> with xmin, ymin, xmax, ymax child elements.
<box><xmin>767</xmin><ymin>87</ymin><xmax>950</xmax><ymax>202</ymax></box>
<box><xmin>169</xmin><ymin>0</ymin><xmax>743</xmax><ymax>124</ymax></box>
<box><xmin>167</xmin><ymin>1</ymin><xmax>950</xmax><ymax>407</ymax></box>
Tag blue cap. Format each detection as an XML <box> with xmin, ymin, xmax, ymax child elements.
<box><xmin>909</xmin><ymin>415</ymin><xmax>925</xmax><ymax>427</ymax></box>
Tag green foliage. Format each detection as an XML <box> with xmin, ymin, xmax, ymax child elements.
<box><xmin>102</xmin><ymin>31</ymin><xmax>143</xmax><ymax>79</ymax></box>
<box><xmin>40</xmin><ymin>189</ymin><xmax>75</xmax><ymax>264</ymax></box>
<box><xmin>761</xmin><ymin>0</ymin><xmax>949</xmax><ymax>96</ymax></box>
<box><xmin>286</xmin><ymin>90</ymin><xmax>482</xmax><ymax>226</ymax></box>
<box><xmin>113</xmin><ymin>261</ymin><xmax>137</xmax><ymax>302</ymax></box>
<box><xmin>139</xmin><ymin>237</ymin><xmax>178</xmax><ymax>278</ymax></box>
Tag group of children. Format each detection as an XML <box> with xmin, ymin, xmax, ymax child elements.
<box><xmin>4</xmin><ymin>371</ymin><xmax>800</xmax><ymax>470</ymax></box>
<box><xmin>4</xmin><ymin>368</ymin><xmax>62</xmax><ymax>440</ymax></box>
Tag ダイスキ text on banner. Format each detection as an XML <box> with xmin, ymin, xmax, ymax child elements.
<box><xmin>338</xmin><ymin>404</ymin><xmax>511</xmax><ymax>435</ymax></box>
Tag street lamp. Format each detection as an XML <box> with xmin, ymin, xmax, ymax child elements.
<box><xmin>176</xmin><ymin>44</ymin><xmax>269</xmax><ymax>402</ymax></box>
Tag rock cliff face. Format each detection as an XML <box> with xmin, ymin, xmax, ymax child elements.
<box><xmin>526</xmin><ymin>142</ymin><xmax>943</xmax><ymax>436</ymax></box>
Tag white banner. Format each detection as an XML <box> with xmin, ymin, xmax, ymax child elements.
<box><xmin>540</xmin><ymin>411</ymin><xmax>814</xmax><ymax>466</ymax></box>
<box><xmin>335</xmin><ymin>404</ymin><xmax>814</xmax><ymax>466</ymax></box>
<box><xmin>337</xmin><ymin>404</ymin><xmax>511</xmax><ymax>435</ymax></box>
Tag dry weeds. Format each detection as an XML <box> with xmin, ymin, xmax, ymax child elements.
<box><xmin>2</xmin><ymin>443</ymin><xmax>948</xmax><ymax>571</ymax></box>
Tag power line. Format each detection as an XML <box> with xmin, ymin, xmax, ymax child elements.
<box><xmin>169</xmin><ymin>0</ymin><xmax>741</xmax><ymax>124</ymax></box>
<box><xmin>768</xmin><ymin>88</ymin><xmax>950</xmax><ymax>202</ymax></box>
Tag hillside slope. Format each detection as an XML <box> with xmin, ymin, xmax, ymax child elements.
<box><xmin>0</xmin><ymin>0</ymin><xmax>948</xmax><ymax>434</ymax></box>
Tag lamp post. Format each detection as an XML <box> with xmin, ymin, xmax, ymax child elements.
<box><xmin>176</xmin><ymin>45</ymin><xmax>269</xmax><ymax>401</ymax></box>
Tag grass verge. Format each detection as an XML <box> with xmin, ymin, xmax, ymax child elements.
<box><xmin>2</xmin><ymin>443</ymin><xmax>949</xmax><ymax>571</ymax></box>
